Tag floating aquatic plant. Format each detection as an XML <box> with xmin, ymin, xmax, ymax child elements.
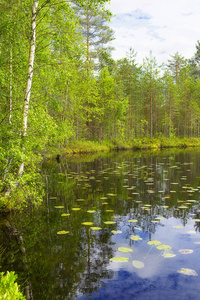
<box><xmin>87</xmin><ymin>210</ymin><xmax>96</xmax><ymax>213</ymax></box>
<box><xmin>118</xmin><ymin>247</ymin><xmax>133</xmax><ymax>253</ymax></box>
<box><xmin>178</xmin><ymin>268</ymin><xmax>198</xmax><ymax>276</ymax></box>
<box><xmin>110</xmin><ymin>257</ymin><xmax>129</xmax><ymax>262</ymax></box>
<box><xmin>90</xmin><ymin>227</ymin><xmax>102</xmax><ymax>231</ymax></box>
<box><xmin>104</xmin><ymin>221</ymin><xmax>116</xmax><ymax>225</ymax></box>
<box><xmin>72</xmin><ymin>208</ymin><xmax>81</xmax><ymax>211</ymax></box>
<box><xmin>132</xmin><ymin>260</ymin><xmax>144</xmax><ymax>269</ymax></box>
<box><xmin>178</xmin><ymin>206</ymin><xmax>188</xmax><ymax>209</ymax></box>
<box><xmin>54</xmin><ymin>206</ymin><xmax>64</xmax><ymax>209</ymax></box>
<box><xmin>162</xmin><ymin>253</ymin><xmax>176</xmax><ymax>258</ymax></box>
<box><xmin>147</xmin><ymin>240</ymin><xmax>162</xmax><ymax>246</ymax></box>
<box><xmin>157</xmin><ymin>244</ymin><xmax>171</xmax><ymax>250</ymax></box>
<box><xmin>187</xmin><ymin>230</ymin><xmax>196</xmax><ymax>234</ymax></box>
<box><xmin>173</xmin><ymin>225</ymin><xmax>184</xmax><ymax>228</ymax></box>
<box><xmin>128</xmin><ymin>219</ymin><xmax>138</xmax><ymax>223</ymax></box>
<box><xmin>57</xmin><ymin>231</ymin><xmax>69</xmax><ymax>235</ymax></box>
<box><xmin>61</xmin><ymin>213</ymin><xmax>70</xmax><ymax>217</ymax></box>
<box><xmin>178</xmin><ymin>249</ymin><xmax>193</xmax><ymax>254</ymax></box>
<box><xmin>111</xmin><ymin>230</ymin><xmax>122</xmax><ymax>234</ymax></box>
<box><xmin>81</xmin><ymin>222</ymin><xmax>94</xmax><ymax>226</ymax></box>
<box><xmin>130</xmin><ymin>235</ymin><xmax>142</xmax><ymax>241</ymax></box>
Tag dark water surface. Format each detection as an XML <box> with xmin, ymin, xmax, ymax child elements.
<box><xmin>1</xmin><ymin>149</ymin><xmax>200</xmax><ymax>299</ymax></box>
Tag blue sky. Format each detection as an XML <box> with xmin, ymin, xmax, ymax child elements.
<box><xmin>107</xmin><ymin>0</ymin><xmax>200</xmax><ymax>65</ymax></box>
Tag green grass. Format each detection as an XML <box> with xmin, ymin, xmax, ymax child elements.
<box><xmin>49</xmin><ymin>137</ymin><xmax>200</xmax><ymax>156</ymax></box>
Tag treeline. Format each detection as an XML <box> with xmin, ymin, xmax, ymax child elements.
<box><xmin>0</xmin><ymin>0</ymin><xmax>200</xmax><ymax>206</ymax></box>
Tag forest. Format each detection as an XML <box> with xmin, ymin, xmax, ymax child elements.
<box><xmin>1</xmin><ymin>1</ymin><xmax>200</xmax><ymax>298</ymax></box>
<box><xmin>1</xmin><ymin>0</ymin><xmax>200</xmax><ymax>210</ymax></box>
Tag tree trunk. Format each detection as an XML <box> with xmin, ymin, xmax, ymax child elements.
<box><xmin>9</xmin><ymin>45</ymin><xmax>12</xmax><ymax>124</ymax></box>
<box><xmin>18</xmin><ymin>0</ymin><xmax>38</xmax><ymax>177</ymax></box>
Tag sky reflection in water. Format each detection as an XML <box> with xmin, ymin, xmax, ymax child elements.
<box><xmin>3</xmin><ymin>149</ymin><xmax>200</xmax><ymax>300</ymax></box>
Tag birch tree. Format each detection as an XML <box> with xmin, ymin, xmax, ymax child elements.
<box><xmin>18</xmin><ymin>0</ymin><xmax>38</xmax><ymax>177</ymax></box>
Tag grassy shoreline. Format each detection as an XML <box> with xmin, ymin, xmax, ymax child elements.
<box><xmin>47</xmin><ymin>137</ymin><xmax>200</xmax><ymax>157</ymax></box>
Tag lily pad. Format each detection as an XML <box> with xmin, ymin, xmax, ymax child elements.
<box><xmin>173</xmin><ymin>225</ymin><xmax>184</xmax><ymax>228</ymax></box>
<box><xmin>54</xmin><ymin>206</ymin><xmax>64</xmax><ymax>209</ymax></box>
<box><xmin>57</xmin><ymin>230</ymin><xmax>69</xmax><ymax>235</ymax></box>
<box><xmin>178</xmin><ymin>268</ymin><xmax>198</xmax><ymax>276</ymax></box>
<box><xmin>87</xmin><ymin>210</ymin><xmax>96</xmax><ymax>213</ymax></box>
<box><xmin>162</xmin><ymin>253</ymin><xmax>176</xmax><ymax>258</ymax></box>
<box><xmin>104</xmin><ymin>221</ymin><xmax>116</xmax><ymax>225</ymax></box>
<box><xmin>72</xmin><ymin>208</ymin><xmax>81</xmax><ymax>211</ymax></box>
<box><xmin>190</xmin><ymin>219</ymin><xmax>200</xmax><ymax>222</ymax></box>
<box><xmin>81</xmin><ymin>222</ymin><xmax>94</xmax><ymax>226</ymax></box>
<box><xmin>61</xmin><ymin>213</ymin><xmax>70</xmax><ymax>217</ymax></box>
<box><xmin>179</xmin><ymin>249</ymin><xmax>193</xmax><ymax>254</ymax></box>
<box><xmin>118</xmin><ymin>247</ymin><xmax>133</xmax><ymax>253</ymax></box>
<box><xmin>110</xmin><ymin>257</ymin><xmax>129</xmax><ymax>262</ymax></box>
<box><xmin>132</xmin><ymin>260</ymin><xmax>144</xmax><ymax>269</ymax></box>
<box><xmin>147</xmin><ymin>190</ymin><xmax>154</xmax><ymax>194</ymax></box>
<box><xmin>106</xmin><ymin>210</ymin><xmax>114</xmax><ymax>212</ymax></box>
<box><xmin>135</xmin><ymin>227</ymin><xmax>141</xmax><ymax>230</ymax></box>
<box><xmin>147</xmin><ymin>240</ymin><xmax>162</xmax><ymax>246</ymax></box>
<box><xmin>178</xmin><ymin>206</ymin><xmax>188</xmax><ymax>209</ymax></box>
<box><xmin>157</xmin><ymin>244</ymin><xmax>171</xmax><ymax>250</ymax></box>
<box><xmin>128</xmin><ymin>219</ymin><xmax>138</xmax><ymax>223</ymax></box>
<box><xmin>90</xmin><ymin>227</ymin><xmax>102</xmax><ymax>230</ymax></box>
<box><xmin>130</xmin><ymin>235</ymin><xmax>142</xmax><ymax>241</ymax></box>
<box><xmin>111</xmin><ymin>230</ymin><xmax>122</xmax><ymax>234</ymax></box>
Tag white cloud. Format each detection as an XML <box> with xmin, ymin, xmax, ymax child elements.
<box><xmin>106</xmin><ymin>0</ymin><xmax>200</xmax><ymax>65</ymax></box>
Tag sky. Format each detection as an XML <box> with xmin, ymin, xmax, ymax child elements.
<box><xmin>106</xmin><ymin>0</ymin><xmax>200</xmax><ymax>66</ymax></box>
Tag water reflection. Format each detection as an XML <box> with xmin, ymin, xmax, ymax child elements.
<box><xmin>1</xmin><ymin>149</ymin><xmax>200</xmax><ymax>299</ymax></box>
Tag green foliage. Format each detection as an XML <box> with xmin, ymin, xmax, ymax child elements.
<box><xmin>0</xmin><ymin>271</ymin><xmax>25</xmax><ymax>300</ymax></box>
<box><xmin>1</xmin><ymin>0</ymin><xmax>200</xmax><ymax>212</ymax></box>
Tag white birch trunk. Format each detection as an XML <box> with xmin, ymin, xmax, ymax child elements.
<box><xmin>18</xmin><ymin>0</ymin><xmax>38</xmax><ymax>177</ymax></box>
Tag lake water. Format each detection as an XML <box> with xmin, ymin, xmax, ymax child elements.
<box><xmin>1</xmin><ymin>149</ymin><xmax>200</xmax><ymax>299</ymax></box>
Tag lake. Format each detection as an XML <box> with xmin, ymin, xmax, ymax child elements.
<box><xmin>1</xmin><ymin>149</ymin><xmax>200</xmax><ymax>299</ymax></box>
